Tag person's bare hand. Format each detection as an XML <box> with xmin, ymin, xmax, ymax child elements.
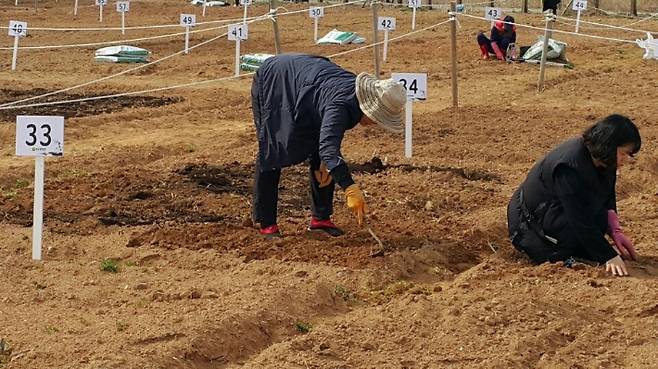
<box><xmin>605</xmin><ymin>255</ymin><xmax>629</xmax><ymax>277</ymax></box>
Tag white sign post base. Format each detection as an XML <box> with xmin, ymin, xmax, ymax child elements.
<box><xmin>99</xmin><ymin>5</ymin><xmax>103</xmax><ymax>22</ymax></box>
<box><xmin>383</xmin><ymin>30</ymin><xmax>389</xmax><ymax>62</ymax></box>
<box><xmin>234</xmin><ymin>38</ymin><xmax>241</xmax><ymax>77</ymax></box>
<box><xmin>243</xmin><ymin>3</ymin><xmax>248</xmax><ymax>24</ymax></box>
<box><xmin>74</xmin><ymin>0</ymin><xmax>78</xmax><ymax>16</ymax></box>
<box><xmin>121</xmin><ymin>12</ymin><xmax>125</xmax><ymax>34</ymax></box>
<box><xmin>184</xmin><ymin>26</ymin><xmax>190</xmax><ymax>54</ymax></box>
<box><xmin>412</xmin><ymin>6</ymin><xmax>416</xmax><ymax>30</ymax></box>
<box><xmin>203</xmin><ymin>2</ymin><xmax>207</xmax><ymax>16</ymax></box>
<box><xmin>11</xmin><ymin>36</ymin><xmax>19</xmax><ymax>71</ymax></box>
<box><xmin>314</xmin><ymin>17</ymin><xmax>318</xmax><ymax>43</ymax></box>
<box><xmin>32</xmin><ymin>156</ymin><xmax>45</xmax><ymax>261</ymax></box>
<box><xmin>575</xmin><ymin>10</ymin><xmax>582</xmax><ymax>33</ymax></box>
<box><xmin>404</xmin><ymin>99</ymin><xmax>412</xmax><ymax>158</ymax></box>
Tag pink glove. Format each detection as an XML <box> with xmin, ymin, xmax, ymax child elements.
<box><xmin>607</xmin><ymin>210</ymin><xmax>637</xmax><ymax>260</ymax></box>
<box><xmin>491</xmin><ymin>42</ymin><xmax>505</xmax><ymax>61</ymax></box>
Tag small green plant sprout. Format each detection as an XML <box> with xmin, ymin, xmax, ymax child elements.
<box><xmin>295</xmin><ymin>322</ymin><xmax>312</xmax><ymax>334</ymax></box>
<box><xmin>100</xmin><ymin>259</ymin><xmax>119</xmax><ymax>273</ymax></box>
<box><xmin>14</xmin><ymin>179</ymin><xmax>29</xmax><ymax>189</ymax></box>
<box><xmin>44</xmin><ymin>325</ymin><xmax>59</xmax><ymax>334</ymax></box>
<box><xmin>116</xmin><ymin>321</ymin><xmax>128</xmax><ymax>332</ymax></box>
<box><xmin>334</xmin><ymin>284</ymin><xmax>351</xmax><ymax>301</ymax></box>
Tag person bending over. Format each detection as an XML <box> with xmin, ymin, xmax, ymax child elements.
<box><xmin>251</xmin><ymin>53</ymin><xmax>406</xmax><ymax>238</ymax></box>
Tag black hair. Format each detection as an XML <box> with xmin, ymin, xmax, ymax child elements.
<box><xmin>582</xmin><ymin>114</ymin><xmax>641</xmax><ymax>167</ymax></box>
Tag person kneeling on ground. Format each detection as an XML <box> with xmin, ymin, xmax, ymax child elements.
<box><xmin>251</xmin><ymin>53</ymin><xmax>406</xmax><ymax>239</ymax></box>
<box><xmin>477</xmin><ymin>15</ymin><xmax>516</xmax><ymax>61</ymax></box>
<box><xmin>507</xmin><ymin>114</ymin><xmax>641</xmax><ymax>276</ymax></box>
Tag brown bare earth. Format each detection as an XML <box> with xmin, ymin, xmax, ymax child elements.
<box><xmin>0</xmin><ymin>1</ymin><xmax>657</xmax><ymax>368</ymax></box>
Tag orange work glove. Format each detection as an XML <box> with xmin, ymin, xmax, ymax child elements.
<box><xmin>344</xmin><ymin>184</ymin><xmax>367</xmax><ymax>227</ymax></box>
<box><xmin>313</xmin><ymin>162</ymin><xmax>332</xmax><ymax>188</ymax></box>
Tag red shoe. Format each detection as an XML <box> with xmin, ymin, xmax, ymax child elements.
<box><xmin>308</xmin><ymin>218</ymin><xmax>344</xmax><ymax>237</ymax></box>
<box><xmin>479</xmin><ymin>44</ymin><xmax>490</xmax><ymax>60</ymax></box>
<box><xmin>259</xmin><ymin>224</ymin><xmax>282</xmax><ymax>239</ymax></box>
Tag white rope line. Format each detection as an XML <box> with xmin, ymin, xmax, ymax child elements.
<box><xmin>0</xmin><ymin>0</ymin><xmax>366</xmax><ymax>32</ymax></box>
<box><xmin>556</xmin><ymin>15</ymin><xmax>656</xmax><ymax>34</ymax></box>
<box><xmin>459</xmin><ymin>13</ymin><xmax>637</xmax><ymax>44</ymax></box>
<box><xmin>623</xmin><ymin>12</ymin><xmax>658</xmax><ymax>28</ymax></box>
<box><xmin>329</xmin><ymin>17</ymin><xmax>453</xmax><ymax>58</ymax></box>
<box><xmin>0</xmin><ymin>23</ymin><xmax>231</xmax><ymax>50</ymax></box>
<box><xmin>0</xmin><ymin>16</ymin><xmax>453</xmax><ymax>111</ymax></box>
<box><xmin>0</xmin><ymin>1</ymin><xmax>365</xmax><ymax>50</ymax></box>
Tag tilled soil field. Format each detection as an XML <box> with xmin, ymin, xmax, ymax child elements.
<box><xmin>0</xmin><ymin>1</ymin><xmax>657</xmax><ymax>368</ymax></box>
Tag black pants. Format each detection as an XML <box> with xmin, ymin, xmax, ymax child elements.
<box><xmin>543</xmin><ymin>0</ymin><xmax>560</xmax><ymax>14</ymax></box>
<box><xmin>507</xmin><ymin>189</ymin><xmax>603</xmax><ymax>263</ymax></box>
<box><xmin>252</xmin><ymin>153</ymin><xmax>334</xmax><ymax>227</ymax></box>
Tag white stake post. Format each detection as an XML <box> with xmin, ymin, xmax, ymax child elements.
<box><xmin>408</xmin><ymin>0</ymin><xmax>419</xmax><ymax>30</ymax></box>
<box><xmin>202</xmin><ymin>0</ymin><xmax>207</xmax><ymax>16</ymax></box>
<box><xmin>117</xmin><ymin>1</ymin><xmax>129</xmax><ymax>35</ymax></box>
<box><xmin>243</xmin><ymin>0</ymin><xmax>252</xmax><ymax>25</ymax></box>
<box><xmin>96</xmin><ymin>0</ymin><xmax>107</xmax><ymax>23</ymax></box>
<box><xmin>391</xmin><ymin>73</ymin><xmax>427</xmax><ymax>158</ymax></box>
<box><xmin>8</xmin><ymin>21</ymin><xmax>27</xmax><ymax>71</ymax></box>
<box><xmin>309</xmin><ymin>7</ymin><xmax>324</xmax><ymax>43</ymax></box>
<box><xmin>180</xmin><ymin>14</ymin><xmax>196</xmax><ymax>54</ymax></box>
<box><xmin>229</xmin><ymin>23</ymin><xmax>248</xmax><ymax>77</ymax></box>
<box><xmin>572</xmin><ymin>0</ymin><xmax>587</xmax><ymax>33</ymax></box>
<box><xmin>15</xmin><ymin>115</ymin><xmax>65</xmax><ymax>261</ymax></box>
<box><xmin>377</xmin><ymin>16</ymin><xmax>396</xmax><ymax>62</ymax></box>
<box><xmin>15</xmin><ymin>0</ymin><xmax>18</xmax><ymax>6</ymax></box>
<box><xmin>484</xmin><ymin>6</ymin><xmax>502</xmax><ymax>28</ymax></box>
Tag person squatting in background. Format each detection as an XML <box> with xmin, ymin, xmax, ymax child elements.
<box><xmin>507</xmin><ymin>115</ymin><xmax>641</xmax><ymax>276</ymax></box>
<box><xmin>250</xmin><ymin>53</ymin><xmax>406</xmax><ymax>238</ymax></box>
<box><xmin>476</xmin><ymin>15</ymin><xmax>516</xmax><ymax>61</ymax></box>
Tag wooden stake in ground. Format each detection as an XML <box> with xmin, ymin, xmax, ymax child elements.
<box><xmin>631</xmin><ymin>0</ymin><xmax>637</xmax><ymax>17</ymax></box>
<box><xmin>449</xmin><ymin>2</ymin><xmax>459</xmax><ymax>107</ymax></box>
<box><xmin>371</xmin><ymin>1</ymin><xmax>380</xmax><ymax>79</ymax></box>
<box><xmin>522</xmin><ymin>0</ymin><xmax>528</xmax><ymax>13</ymax></box>
<box><xmin>537</xmin><ymin>14</ymin><xmax>555</xmax><ymax>92</ymax></box>
<box><xmin>270</xmin><ymin>0</ymin><xmax>282</xmax><ymax>54</ymax></box>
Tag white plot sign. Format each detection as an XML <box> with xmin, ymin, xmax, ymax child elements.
<box><xmin>391</xmin><ymin>73</ymin><xmax>427</xmax><ymax>100</ymax></box>
<box><xmin>228</xmin><ymin>23</ymin><xmax>248</xmax><ymax>77</ymax></box>
<box><xmin>180</xmin><ymin>14</ymin><xmax>196</xmax><ymax>27</ymax></box>
<box><xmin>16</xmin><ymin>116</ymin><xmax>64</xmax><ymax>157</ymax></box>
<box><xmin>8</xmin><ymin>20</ymin><xmax>27</xmax><ymax>71</ymax></box>
<box><xmin>96</xmin><ymin>0</ymin><xmax>108</xmax><ymax>22</ymax></box>
<box><xmin>309</xmin><ymin>7</ymin><xmax>324</xmax><ymax>18</ymax></box>
<box><xmin>309</xmin><ymin>7</ymin><xmax>324</xmax><ymax>42</ymax></box>
<box><xmin>8</xmin><ymin>20</ymin><xmax>27</xmax><ymax>37</ymax></box>
<box><xmin>116</xmin><ymin>1</ymin><xmax>130</xmax><ymax>34</ymax></box>
<box><xmin>16</xmin><ymin>116</ymin><xmax>65</xmax><ymax>262</ymax></box>
<box><xmin>408</xmin><ymin>0</ymin><xmax>421</xmax><ymax>30</ymax></box>
<box><xmin>391</xmin><ymin>73</ymin><xmax>427</xmax><ymax>158</ymax></box>
<box><xmin>572</xmin><ymin>0</ymin><xmax>587</xmax><ymax>10</ymax></box>
<box><xmin>116</xmin><ymin>1</ymin><xmax>129</xmax><ymax>12</ymax></box>
<box><xmin>572</xmin><ymin>0</ymin><xmax>587</xmax><ymax>33</ymax></box>
<box><xmin>378</xmin><ymin>17</ymin><xmax>396</xmax><ymax>31</ymax></box>
<box><xmin>180</xmin><ymin>14</ymin><xmax>196</xmax><ymax>54</ymax></box>
<box><xmin>484</xmin><ymin>7</ymin><xmax>502</xmax><ymax>20</ymax></box>
<box><xmin>378</xmin><ymin>17</ymin><xmax>396</xmax><ymax>62</ymax></box>
<box><xmin>228</xmin><ymin>23</ymin><xmax>248</xmax><ymax>40</ymax></box>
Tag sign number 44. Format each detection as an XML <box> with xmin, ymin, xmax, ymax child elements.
<box><xmin>572</xmin><ymin>0</ymin><xmax>587</xmax><ymax>10</ymax></box>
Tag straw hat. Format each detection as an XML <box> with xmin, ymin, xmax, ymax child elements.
<box><xmin>355</xmin><ymin>72</ymin><xmax>406</xmax><ymax>133</ymax></box>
